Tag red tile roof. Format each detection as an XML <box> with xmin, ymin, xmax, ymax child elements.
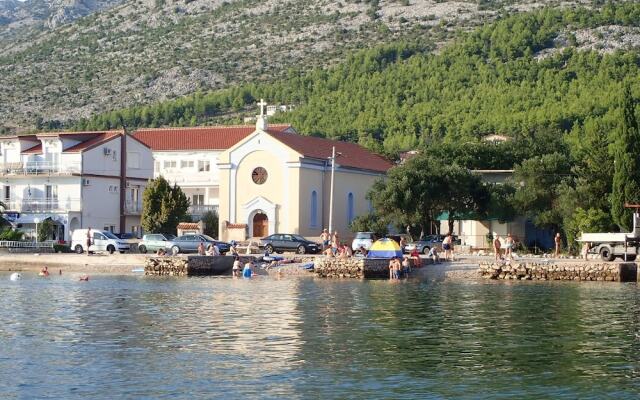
<box><xmin>64</xmin><ymin>131</ymin><xmax>122</xmax><ymax>153</ymax></box>
<box><xmin>177</xmin><ymin>222</ymin><xmax>200</xmax><ymax>230</ymax></box>
<box><xmin>22</xmin><ymin>143</ymin><xmax>42</xmax><ymax>154</ymax></box>
<box><xmin>133</xmin><ymin>124</ymin><xmax>294</xmax><ymax>151</ymax></box>
<box><xmin>266</xmin><ymin>131</ymin><xmax>393</xmax><ymax>173</ymax></box>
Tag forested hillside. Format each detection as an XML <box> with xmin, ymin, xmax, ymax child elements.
<box><xmin>75</xmin><ymin>3</ymin><xmax>640</xmax><ymax>157</ymax></box>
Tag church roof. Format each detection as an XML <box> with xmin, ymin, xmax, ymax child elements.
<box><xmin>133</xmin><ymin>124</ymin><xmax>294</xmax><ymax>151</ymax></box>
<box><xmin>266</xmin><ymin>131</ymin><xmax>393</xmax><ymax>173</ymax></box>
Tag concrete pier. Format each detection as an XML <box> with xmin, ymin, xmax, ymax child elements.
<box><xmin>314</xmin><ymin>257</ymin><xmax>430</xmax><ymax>279</ymax></box>
<box><xmin>479</xmin><ymin>261</ymin><xmax>638</xmax><ymax>282</ymax></box>
<box><xmin>144</xmin><ymin>255</ymin><xmax>251</xmax><ymax>276</ymax></box>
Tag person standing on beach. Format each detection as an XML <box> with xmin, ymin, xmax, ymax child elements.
<box><xmin>554</xmin><ymin>233</ymin><xmax>562</xmax><ymax>258</ymax></box>
<box><xmin>493</xmin><ymin>235</ymin><xmax>502</xmax><ymax>261</ymax></box>
<box><xmin>86</xmin><ymin>228</ymin><xmax>92</xmax><ymax>255</ymax></box>
<box><xmin>197</xmin><ymin>242</ymin><xmax>206</xmax><ymax>255</ymax></box>
<box><xmin>442</xmin><ymin>234</ymin><xmax>453</xmax><ymax>261</ymax></box>
<box><xmin>320</xmin><ymin>229</ymin><xmax>330</xmax><ymax>251</ymax></box>
<box><xmin>505</xmin><ymin>234</ymin><xmax>514</xmax><ymax>260</ymax></box>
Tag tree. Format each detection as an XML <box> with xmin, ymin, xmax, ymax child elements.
<box><xmin>438</xmin><ymin>165</ymin><xmax>491</xmax><ymax>234</ymax></box>
<box><xmin>368</xmin><ymin>152</ymin><xmax>491</xmax><ymax>235</ymax></box>
<box><xmin>201</xmin><ymin>210</ymin><xmax>219</xmax><ymax>239</ymax></box>
<box><xmin>349</xmin><ymin>213</ymin><xmax>388</xmax><ymax>238</ymax></box>
<box><xmin>38</xmin><ymin>219</ymin><xmax>54</xmax><ymax>242</ymax></box>
<box><xmin>513</xmin><ymin>153</ymin><xmax>571</xmax><ymax>230</ymax></box>
<box><xmin>141</xmin><ymin>176</ymin><xmax>190</xmax><ymax>234</ymax></box>
<box><xmin>611</xmin><ymin>84</ymin><xmax>640</xmax><ymax>231</ymax></box>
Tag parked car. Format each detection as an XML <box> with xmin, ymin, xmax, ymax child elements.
<box><xmin>71</xmin><ymin>229</ymin><xmax>131</xmax><ymax>254</ymax></box>
<box><xmin>138</xmin><ymin>233</ymin><xmax>176</xmax><ymax>253</ymax></box>
<box><xmin>351</xmin><ymin>232</ymin><xmax>376</xmax><ymax>252</ymax></box>
<box><xmin>260</xmin><ymin>234</ymin><xmax>320</xmax><ymax>254</ymax></box>
<box><xmin>404</xmin><ymin>235</ymin><xmax>445</xmax><ymax>254</ymax></box>
<box><xmin>164</xmin><ymin>234</ymin><xmax>231</xmax><ymax>254</ymax></box>
<box><xmin>114</xmin><ymin>233</ymin><xmax>137</xmax><ymax>240</ymax></box>
<box><xmin>404</xmin><ymin>234</ymin><xmax>461</xmax><ymax>254</ymax></box>
<box><xmin>386</xmin><ymin>234</ymin><xmax>413</xmax><ymax>250</ymax></box>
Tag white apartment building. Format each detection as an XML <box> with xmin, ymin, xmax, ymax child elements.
<box><xmin>0</xmin><ymin>131</ymin><xmax>153</xmax><ymax>241</ymax></box>
<box><xmin>133</xmin><ymin>124</ymin><xmax>295</xmax><ymax>220</ymax></box>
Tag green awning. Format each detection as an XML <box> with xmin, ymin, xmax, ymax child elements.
<box><xmin>436</xmin><ymin>211</ymin><xmax>503</xmax><ymax>221</ymax></box>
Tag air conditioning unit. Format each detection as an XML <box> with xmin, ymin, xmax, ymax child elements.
<box><xmin>103</xmin><ymin>147</ymin><xmax>112</xmax><ymax>156</ymax></box>
<box><xmin>82</xmin><ymin>178</ymin><xmax>90</xmax><ymax>186</ymax></box>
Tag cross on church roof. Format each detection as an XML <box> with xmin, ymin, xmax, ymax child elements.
<box><xmin>257</xmin><ymin>99</ymin><xmax>267</xmax><ymax>117</ymax></box>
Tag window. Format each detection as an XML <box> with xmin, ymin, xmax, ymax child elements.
<box><xmin>45</xmin><ymin>185</ymin><xmax>58</xmax><ymax>200</ymax></box>
<box><xmin>310</xmin><ymin>190</ymin><xmax>318</xmax><ymax>228</ymax></box>
<box><xmin>112</xmin><ymin>150</ymin><xmax>118</xmax><ymax>161</ymax></box>
<box><xmin>181</xmin><ymin>160</ymin><xmax>194</xmax><ymax>168</ymax></box>
<box><xmin>198</xmin><ymin>160</ymin><xmax>210</xmax><ymax>172</ymax></box>
<box><xmin>3</xmin><ymin>185</ymin><xmax>10</xmax><ymax>201</ymax></box>
<box><xmin>347</xmin><ymin>193</ymin><xmax>355</xmax><ymax>224</ymax></box>
<box><xmin>154</xmin><ymin>161</ymin><xmax>160</xmax><ymax>172</ymax></box>
<box><xmin>163</xmin><ymin>160</ymin><xmax>176</xmax><ymax>169</ymax></box>
<box><xmin>192</xmin><ymin>194</ymin><xmax>204</xmax><ymax>205</ymax></box>
<box><xmin>127</xmin><ymin>152</ymin><xmax>140</xmax><ymax>169</ymax></box>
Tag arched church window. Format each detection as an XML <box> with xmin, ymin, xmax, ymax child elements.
<box><xmin>347</xmin><ymin>193</ymin><xmax>355</xmax><ymax>223</ymax></box>
<box><xmin>311</xmin><ymin>191</ymin><xmax>318</xmax><ymax>228</ymax></box>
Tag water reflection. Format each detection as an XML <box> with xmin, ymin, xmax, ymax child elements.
<box><xmin>1</xmin><ymin>273</ymin><xmax>640</xmax><ymax>398</ymax></box>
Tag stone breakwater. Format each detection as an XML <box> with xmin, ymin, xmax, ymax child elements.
<box><xmin>315</xmin><ymin>257</ymin><xmax>426</xmax><ymax>279</ymax></box>
<box><xmin>145</xmin><ymin>255</ymin><xmax>253</xmax><ymax>276</ymax></box>
<box><xmin>479</xmin><ymin>262</ymin><xmax>638</xmax><ymax>282</ymax></box>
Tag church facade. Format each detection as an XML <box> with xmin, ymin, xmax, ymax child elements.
<box><xmin>217</xmin><ymin>113</ymin><xmax>392</xmax><ymax>242</ymax></box>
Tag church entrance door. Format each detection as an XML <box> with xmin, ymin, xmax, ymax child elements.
<box><xmin>253</xmin><ymin>213</ymin><xmax>268</xmax><ymax>237</ymax></box>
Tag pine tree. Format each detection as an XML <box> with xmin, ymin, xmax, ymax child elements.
<box><xmin>611</xmin><ymin>84</ymin><xmax>640</xmax><ymax>231</ymax></box>
<box><xmin>142</xmin><ymin>176</ymin><xmax>190</xmax><ymax>234</ymax></box>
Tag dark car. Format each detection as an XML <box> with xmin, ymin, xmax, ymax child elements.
<box><xmin>165</xmin><ymin>234</ymin><xmax>231</xmax><ymax>254</ymax></box>
<box><xmin>260</xmin><ymin>234</ymin><xmax>320</xmax><ymax>254</ymax></box>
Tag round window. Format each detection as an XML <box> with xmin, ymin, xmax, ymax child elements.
<box><xmin>252</xmin><ymin>167</ymin><xmax>268</xmax><ymax>184</ymax></box>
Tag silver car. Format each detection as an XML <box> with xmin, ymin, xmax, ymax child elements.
<box><xmin>351</xmin><ymin>232</ymin><xmax>376</xmax><ymax>252</ymax></box>
<box><xmin>164</xmin><ymin>234</ymin><xmax>231</xmax><ymax>254</ymax></box>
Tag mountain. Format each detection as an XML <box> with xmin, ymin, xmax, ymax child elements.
<box><xmin>1</xmin><ymin>0</ymin><xmax>606</xmax><ymax>129</ymax></box>
<box><xmin>74</xmin><ymin>3</ymin><xmax>640</xmax><ymax>158</ymax></box>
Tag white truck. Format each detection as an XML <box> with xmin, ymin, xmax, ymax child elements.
<box><xmin>579</xmin><ymin>212</ymin><xmax>640</xmax><ymax>262</ymax></box>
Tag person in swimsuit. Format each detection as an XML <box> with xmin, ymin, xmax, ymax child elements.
<box><xmin>493</xmin><ymin>235</ymin><xmax>502</xmax><ymax>261</ymax></box>
<box><xmin>242</xmin><ymin>261</ymin><xmax>254</xmax><ymax>278</ymax></box>
<box><xmin>505</xmin><ymin>233</ymin><xmax>514</xmax><ymax>260</ymax></box>
<box><xmin>232</xmin><ymin>257</ymin><xmax>242</xmax><ymax>277</ymax></box>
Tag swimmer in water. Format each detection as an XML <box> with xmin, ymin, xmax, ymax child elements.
<box><xmin>39</xmin><ymin>266</ymin><xmax>50</xmax><ymax>277</ymax></box>
<box><xmin>79</xmin><ymin>274</ymin><xmax>89</xmax><ymax>281</ymax></box>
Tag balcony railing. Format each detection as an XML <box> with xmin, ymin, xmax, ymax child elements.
<box><xmin>3</xmin><ymin>197</ymin><xmax>82</xmax><ymax>213</ymax></box>
<box><xmin>188</xmin><ymin>204</ymin><xmax>218</xmax><ymax>216</ymax></box>
<box><xmin>124</xmin><ymin>201</ymin><xmax>142</xmax><ymax>215</ymax></box>
<box><xmin>0</xmin><ymin>161</ymin><xmax>82</xmax><ymax>176</ymax></box>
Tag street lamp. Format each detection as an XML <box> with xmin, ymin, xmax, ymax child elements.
<box><xmin>33</xmin><ymin>217</ymin><xmax>40</xmax><ymax>244</ymax></box>
<box><xmin>328</xmin><ymin>146</ymin><xmax>342</xmax><ymax>234</ymax></box>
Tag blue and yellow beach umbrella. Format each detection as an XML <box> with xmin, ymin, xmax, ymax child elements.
<box><xmin>367</xmin><ymin>238</ymin><xmax>403</xmax><ymax>258</ymax></box>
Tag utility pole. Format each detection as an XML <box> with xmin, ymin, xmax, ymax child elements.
<box><xmin>328</xmin><ymin>146</ymin><xmax>336</xmax><ymax>234</ymax></box>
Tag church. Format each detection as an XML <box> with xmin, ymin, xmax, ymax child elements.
<box><xmin>217</xmin><ymin>102</ymin><xmax>392</xmax><ymax>241</ymax></box>
<box><xmin>134</xmin><ymin>101</ymin><xmax>393</xmax><ymax>242</ymax></box>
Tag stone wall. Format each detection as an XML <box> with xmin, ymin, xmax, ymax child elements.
<box><xmin>479</xmin><ymin>262</ymin><xmax>638</xmax><ymax>282</ymax></box>
<box><xmin>145</xmin><ymin>255</ymin><xmax>251</xmax><ymax>276</ymax></box>
<box><xmin>315</xmin><ymin>257</ymin><xmax>424</xmax><ymax>279</ymax></box>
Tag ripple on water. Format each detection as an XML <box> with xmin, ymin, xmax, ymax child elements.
<box><xmin>0</xmin><ymin>273</ymin><xmax>640</xmax><ymax>398</ymax></box>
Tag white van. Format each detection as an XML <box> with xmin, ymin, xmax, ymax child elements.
<box><xmin>71</xmin><ymin>229</ymin><xmax>131</xmax><ymax>254</ymax></box>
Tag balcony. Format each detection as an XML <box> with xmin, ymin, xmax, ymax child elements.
<box><xmin>188</xmin><ymin>204</ymin><xmax>218</xmax><ymax>216</ymax></box>
<box><xmin>124</xmin><ymin>201</ymin><xmax>142</xmax><ymax>215</ymax></box>
<box><xmin>0</xmin><ymin>161</ymin><xmax>82</xmax><ymax>176</ymax></box>
<box><xmin>3</xmin><ymin>197</ymin><xmax>82</xmax><ymax>213</ymax></box>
